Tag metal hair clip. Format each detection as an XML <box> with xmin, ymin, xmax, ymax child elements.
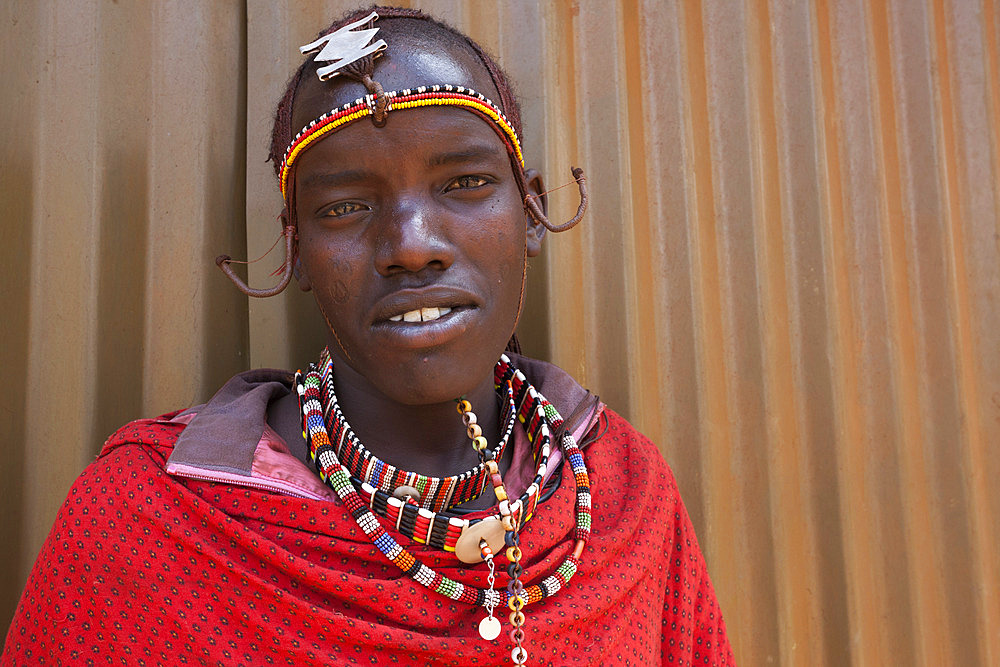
<box><xmin>300</xmin><ymin>11</ymin><xmax>387</xmax><ymax>81</ymax></box>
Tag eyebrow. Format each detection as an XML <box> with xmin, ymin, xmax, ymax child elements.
<box><xmin>299</xmin><ymin>169</ymin><xmax>371</xmax><ymax>190</ymax></box>
<box><xmin>426</xmin><ymin>144</ymin><xmax>505</xmax><ymax>168</ymax></box>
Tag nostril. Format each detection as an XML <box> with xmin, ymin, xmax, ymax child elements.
<box><xmin>376</xmin><ymin>235</ymin><xmax>454</xmax><ymax>275</ymax></box>
<box><xmin>384</xmin><ymin>261</ymin><xmax>448</xmax><ymax>280</ymax></box>
<box><xmin>373</xmin><ymin>202</ymin><xmax>457</xmax><ymax>275</ymax></box>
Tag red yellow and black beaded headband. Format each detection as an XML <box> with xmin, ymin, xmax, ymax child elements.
<box><xmin>279</xmin><ymin>84</ymin><xmax>525</xmax><ymax>201</ymax></box>
<box><xmin>216</xmin><ymin>10</ymin><xmax>588</xmax><ymax>298</ymax></box>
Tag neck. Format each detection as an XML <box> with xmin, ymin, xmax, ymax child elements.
<box><xmin>329</xmin><ymin>355</ymin><xmax>504</xmax><ymax>480</ymax></box>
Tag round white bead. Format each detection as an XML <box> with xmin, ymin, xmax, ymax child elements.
<box><xmin>478</xmin><ymin>615</ymin><xmax>501</xmax><ymax>641</ymax></box>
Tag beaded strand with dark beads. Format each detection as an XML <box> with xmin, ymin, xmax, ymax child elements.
<box><xmin>458</xmin><ymin>396</ymin><xmax>529</xmax><ymax>665</ymax></box>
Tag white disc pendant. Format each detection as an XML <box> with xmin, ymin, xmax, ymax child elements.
<box><xmin>478</xmin><ymin>615</ymin><xmax>502</xmax><ymax>641</ymax></box>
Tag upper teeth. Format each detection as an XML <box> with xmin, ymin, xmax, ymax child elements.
<box><xmin>389</xmin><ymin>307</ymin><xmax>452</xmax><ymax>323</ymax></box>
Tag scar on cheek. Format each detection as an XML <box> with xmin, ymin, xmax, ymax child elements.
<box><xmin>330</xmin><ymin>280</ymin><xmax>349</xmax><ymax>304</ymax></box>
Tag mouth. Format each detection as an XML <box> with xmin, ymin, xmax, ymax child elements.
<box><xmin>371</xmin><ymin>287</ymin><xmax>480</xmax><ymax>348</ymax></box>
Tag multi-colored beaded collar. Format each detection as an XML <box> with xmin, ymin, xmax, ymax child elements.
<box><xmin>312</xmin><ymin>347</ymin><xmax>518</xmax><ymax>513</ymax></box>
<box><xmin>279</xmin><ymin>84</ymin><xmax>524</xmax><ymax>201</ymax></box>
<box><xmin>307</xmin><ymin>351</ymin><xmax>561</xmax><ymax>554</ymax></box>
<box><xmin>294</xmin><ymin>351</ymin><xmax>592</xmax><ymax>610</ymax></box>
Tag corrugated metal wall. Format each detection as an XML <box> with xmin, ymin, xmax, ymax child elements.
<box><xmin>2</xmin><ymin>1</ymin><xmax>998</xmax><ymax>664</ymax></box>
<box><xmin>1</xmin><ymin>0</ymin><xmax>252</xmax><ymax>650</ymax></box>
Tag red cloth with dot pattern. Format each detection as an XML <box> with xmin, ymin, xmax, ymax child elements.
<box><xmin>4</xmin><ymin>409</ymin><xmax>733</xmax><ymax>665</ymax></box>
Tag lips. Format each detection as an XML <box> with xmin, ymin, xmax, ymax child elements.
<box><xmin>369</xmin><ymin>286</ymin><xmax>482</xmax><ymax>348</ymax></box>
<box><xmin>371</xmin><ymin>286</ymin><xmax>480</xmax><ymax>325</ymax></box>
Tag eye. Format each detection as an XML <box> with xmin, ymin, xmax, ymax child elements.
<box><xmin>324</xmin><ymin>201</ymin><xmax>368</xmax><ymax>217</ymax></box>
<box><xmin>443</xmin><ymin>175</ymin><xmax>490</xmax><ymax>192</ymax></box>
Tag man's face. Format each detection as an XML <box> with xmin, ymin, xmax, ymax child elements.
<box><xmin>290</xmin><ymin>38</ymin><xmax>541</xmax><ymax>406</ymax></box>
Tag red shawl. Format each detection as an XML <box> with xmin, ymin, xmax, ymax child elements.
<box><xmin>4</xmin><ymin>409</ymin><xmax>732</xmax><ymax>665</ymax></box>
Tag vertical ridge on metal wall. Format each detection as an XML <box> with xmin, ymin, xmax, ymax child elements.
<box><xmin>969</xmin><ymin>0</ymin><xmax>1000</xmax><ymax>659</ymax></box>
<box><xmin>812</xmin><ymin>2</ymin><xmax>881</xmax><ymax>664</ymax></box>
<box><xmin>932</xmin><ymin>0</ymin><xmax>1000</xmax><ymax>663</ymax></box>
<box><xmin>747</xmin><ymin>0</ymin><xmax>817</xmax><ymax>662</ymax></box>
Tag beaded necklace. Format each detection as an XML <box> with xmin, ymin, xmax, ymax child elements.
<box><xmin>295</xmin><ymin>351</ymin><xmax>592</xmax><ymax>663</ymax></box>
<box><xmin>314</xmin><ymin>347</ymin><xmax>518</xmax><ymax>512</ymax></box>
<box><xmin>308</xmin><ymin>351</ymin><xmax>553</xmax><ymax>554</ymax></box>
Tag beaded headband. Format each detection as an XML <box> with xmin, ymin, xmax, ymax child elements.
<box><xmin>279</xmin><ymin>85</ymin><xmax>525</xmax><ymax>201</ymax></box>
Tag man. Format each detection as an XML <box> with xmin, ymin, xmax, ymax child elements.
<box><xmin>4</xmin><ymin>7</ymin><xmax>733</xmax><ymax>665</ymax></box>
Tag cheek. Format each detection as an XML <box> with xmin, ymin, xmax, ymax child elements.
<box><xmin>323</xmin><ymin>259</ymin><xmax>352</xmax><ymax>304</ymax></box>
<box><xmin>301</xmin><ymin>241</ymin><xmax>358</xmax><ymax>306</ymax></box>
<box><xmin>487</xmin><ymin>226</ymin><xmax>526</xmax><ymax>304</ymax></box>
<box><xmin>318</xmin><ymin>276</ymin><xmax>350</xmax><ymax>305</ymax></box>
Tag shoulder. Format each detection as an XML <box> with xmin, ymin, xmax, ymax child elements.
<box><xmin>585</xmin><ymin>407</ymin><xmax>681</xmax><ymax>508</ymax></box>
<box><xmin>54</xmin><ymin>415</ymin><xmax>190</xmax><ymax>510</ymax></box>
<box><xmin>99</xmin><ymin>413</ymin><xmax>187</xmax><ymax>460</ymax></box>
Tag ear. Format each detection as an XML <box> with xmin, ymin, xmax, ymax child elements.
<box><xmin>280</xmin><ymin>209</ymin><xmax>311</xmax><ymax>292</ymax></box>
<box><xmin>524</xmin><ymin>168</ymin><xmax>546</xmax><ymax>258</ymax></box>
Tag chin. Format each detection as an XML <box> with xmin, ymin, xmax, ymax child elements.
<box><xmin>365</xmin><ymin>347</ymin><xmax>504</xmax><ymax>406</ymax></box>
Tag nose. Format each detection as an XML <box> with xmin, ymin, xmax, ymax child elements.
<box><xmin>373</xmin><ymin>198</ymin><xmax>455</xmax><ymax>275</ymax></box>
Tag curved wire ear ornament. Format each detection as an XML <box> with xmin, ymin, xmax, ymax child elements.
<box><xmin>216</xmin><ymin>225</ymin><xmax>296</xmax><ymax>298</ymax></box>
<box><xmin>524</xmin><ymin>167</ymin><xmax>589</xmax><ymax>233</ymax></box>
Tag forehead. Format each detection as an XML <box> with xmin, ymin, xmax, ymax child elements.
<box><xmin>291</xmin><ymin>25</ymin><xmax>503</xmax><ymax>131</ymax></box>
